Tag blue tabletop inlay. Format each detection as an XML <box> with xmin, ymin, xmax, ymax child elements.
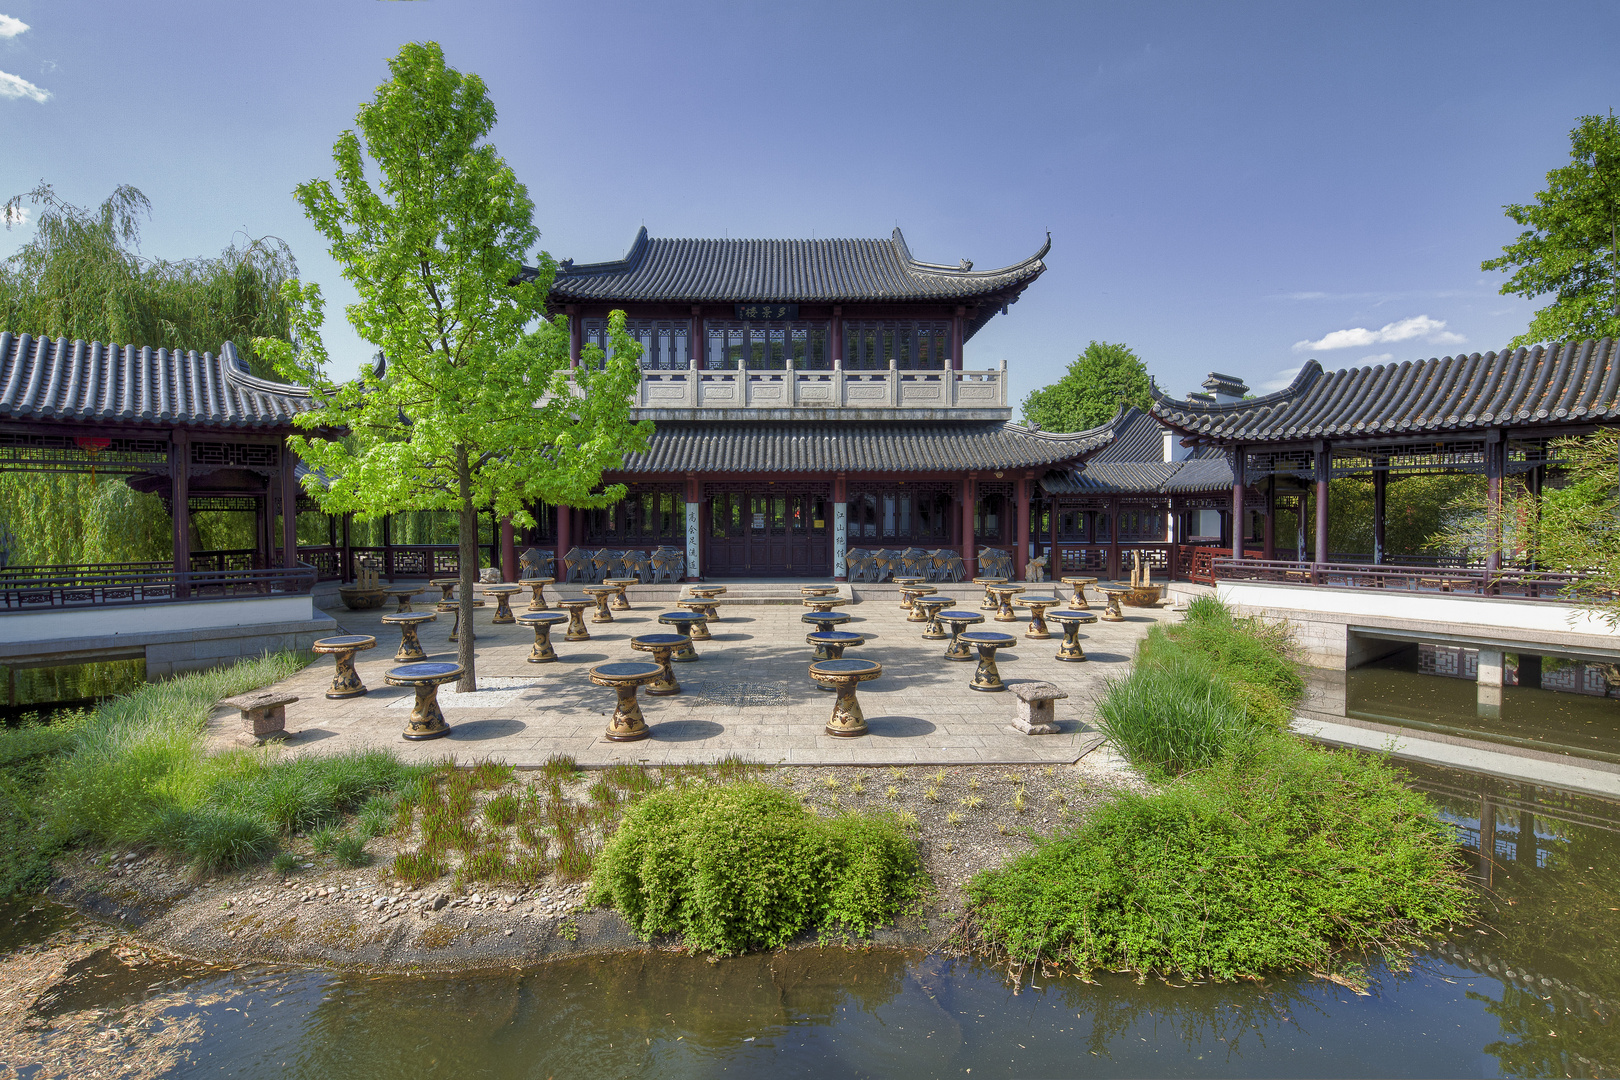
<box><xmin>959</xmin><ymin>631</ymin><xmax>1017</xmax><ymax>644</ymax></box>
<box><xmin>389</xmin><ymin>662</ymin><xmax>462</xmax><ymax>679</ymax></box>
<box><xmin>516</xmin><ymin>612</ymin><xmax>570</xmax><ymax>623</ymax></box>
<box><xmin>633</xmin><ymin>633</ymin><xmax>690</xmax><ymax>645</ymax></box>
<box><xmin>808</xmin><ymin>631</ymin><xmax>865</xmax><ymax>641</ymax></box>
<box><xmin>1018</xmin><ymin>595</ymin><xmax>1061</xmax><ymax>604</ymax></box>
<box><xmin>595</xmin><ymin>661</ymin><xmax>662</xmax><ymax>677</ymax></box>
<box><xmin>938</xmin><ymin>610</ymin><xmax>984</xmax><ymax>620</ymax></box>
<box><xmin>1050</xmin><ymin>609</ymin><xmax>1098</xmax><ymax>620</ymax></box>
<box><xmin>802</xmin><ymin>612</ymin><xmax>850</xmax><ymax>622</ymax></box>
<box><xmin>812</xmin><ymin>659</ymin><xmax>881</xmax><ymax>674</ymax></box>
<box><xmin>381</xmin><ymin>612</ymin><xmax>436</xmax><ymax>622</ymax></box>
<box><xmin>659</xmin><ymin>611</ymin><xmax>702</xmax><ymax>622</ymax></box>
<box><xmin>319</xmin><ymin>635</ymin><xmax>375</xmax><ymax>645</ymax></box>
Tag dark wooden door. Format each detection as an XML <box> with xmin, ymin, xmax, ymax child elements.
<box><xmin>705</xmin><ymin>490</ymin><xmax>831</xmax><ymax>576</ymax></box>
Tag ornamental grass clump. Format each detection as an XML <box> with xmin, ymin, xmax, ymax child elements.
<box><xmin>588</xmin><ymin>782</ymin><xmax>924</xmax><ymax>955</ymax></box>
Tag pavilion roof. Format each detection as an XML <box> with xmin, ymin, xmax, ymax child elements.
<box><xmin>1039</xmin><ymin>406</ymin><xmax>1232</xmax><ymax>495</ymax></box>
<box><xmin>0</xmin><ymin>332</ymin><xmax>313</xmax><ymax>432</ymax></box>
<box><xmin>531</xmin><ymin>227</ymin><xmax>1048</xmax><ymax>330</ymax></box>
<box><xmin>618</xmin><ymin>418</ymin><xmax>1106</xmax><ymax>474</ymax></box>
<box><xmin>1152</xmin><ymin>338</ymin><xmax>1620</xmax><ymax>446</ymax></box>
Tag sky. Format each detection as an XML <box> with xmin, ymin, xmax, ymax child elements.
<box><xmin>3</xmin><ymin>1</ymin><xmax>1618</xmax><ymax>410</ymax></box>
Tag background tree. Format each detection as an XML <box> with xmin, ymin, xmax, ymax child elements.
<box><xmin>261</xmin><ymin>42</ymin><xmax>650</xmax><ymax>691</ymax></box>
<box><xmin>1020</xmin><ymin>340</ymin><xmax>1153</xmax><ymax>432</ymax></box>
<box><xmin>1483</xmin><ymin>111</ymin><xmax>1620</xmax><ymax>347</ymax></box>
<box><xmin>0</xmin><ymin>184</ymin><xmax>301</xmax><ymax>567</ymax></box>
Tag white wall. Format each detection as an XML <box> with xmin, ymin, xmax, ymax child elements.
<box><xmin>1216</xmin><ymin>580</ymin><xmax>1620</xmax><ymax>639</ymax></box>
<box><xmin>0</xmin><ymin>595</ymin><xmax>318</xmax><ymax>643</ymax></box>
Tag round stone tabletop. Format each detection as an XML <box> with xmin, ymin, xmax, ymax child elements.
<box><xmin>386</xmin><ymin>661</ymin><xmax>462</xmax><ymax>685</ymax></box>
<box><xmin>959</xmin><ymin>630</ymin><xmax>1017</xmax><ymax>645</ymax></box>
<box><xmin>381</xmin><ymin>612</ymin><xmax>437</xmax><ymax>625</ymax></box>
<box><xmin>516</xmin><ymin>611</ymin><xmax>569</xmax><ymax>624</ymax></box>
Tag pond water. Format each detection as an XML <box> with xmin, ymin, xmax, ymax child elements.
<box><xmin>11</xmin><ymin>758</ymin><xmax>1618</xmax><ymax>1078</ymax></box>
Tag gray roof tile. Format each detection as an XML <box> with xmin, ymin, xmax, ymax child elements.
<box><xmin>0</xmin><ymin>332</ymin><xmax>312</xmax><ymax>430</ymax></box>
<box><xmin>1153</xmin><ymin>339</ymin><xmax>1620</xmax><ymax>444</ymax></box>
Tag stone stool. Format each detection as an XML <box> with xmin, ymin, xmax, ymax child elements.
<box><xmin>1049</xmin><ymin>609</ymin><xmax>1097</xmax><ymax>662</ymax></box>
<box><xmin>1014</xmin><ymin>593</ymin><xmax>1060</xmax><ymax>639</ymax></box>
<box><xmin>429</xmin><ymin>577</ymin><xmax>460</xmax><ymax>603</ymax></box>
<box><xmin>521</xmin><ymin>577</ymin><xmax>554</xmax><ymax>611</ymax></box>
<box><xmin>631</xmin><ymin>633</ymin><xmax>688</xmax><ymax>696</ymax></box>
<box><xmin>582</xmin><ymin>585</ymin><xmax>617</xmax><ymax>623</ymax></box>
<box><xmin>385</xmin><ymin>586</ymin><xmax>423</xmax><ymax>613</ymax></box>
<box><xmin>674</xmin><ymin>599</ymin><xmax>714</xmax><ymax>639</ymax></box>
<box><xmin>1010</xmin><ymin>681</ymin><xmax>1069</xmax><ymax>735</ymax></box>
<box><xmin>381</xmin><ymin>611</ymin><xmax>437</xmax><ymax>662</ymax></box>
<box><xmin>658</xmin><ymin>611</ymin><xmax>706</xmax><ymax>661</ymax></box>
<box><xmin>516</xmin><ymin>611</ymin><xmax>569</xmax><ymax>662</ymax></box>
<box><xmin>438</xmin><ymin>599</ymin><xmax>484</xmax><ymax>642</ymax></box>
<box><xmin>385</xmin><ymin>661</ymin><xmax>462</xmax><ymax>741</ymax></box>
<box><xmin>803</xmin><ymin>595</ymin><xmax>848</xmax><ymax>615</ymax></box>
<box><xmin>891</xmin><ymin>577</ymin><xmax>925</xmax><ymax>610</ymax></box>
<box><xmin>809</xmin><ymin>658</ymin><xmax>883</xmax><ymax>737</ymax></box>
<box><xmin>482</xmin><ymin>583</ymin><xmax>522</xmax><ymax>624</ymax></box>
<box><xmin>1097</xmin><ymin>586</ymin><xmax>1127</xmax><ymax>622</ymax></box>
<box><xmin>1062</xmin><ymin>576</ymin><xmax>1098</xmax><ymax>610</ymax></box>
<box><xmin>590</xmin><ymin>660</ymin><xmax>664</xmax><ymax>741</ymax></box>
<box><xmin>806</xmin><ymin>629</ymin><xmax>866</xmax><ymax>665</ymax></box>
<box><xmin>899</xmin><ymin>584</ymin><xmax>936</xmax><ymax>621</ymax></box>
<box><xmin>988</xmin><ymin>583</ymin><xmax>1025</xmax><ymax>622</ymax></box>
<box><xmin>801</xmin><ymin>584</ymin><xmax>839</xmax><ymax>599</ymax></box>
<box><xmin>604</xmin><ymin>577</ymin><xmax>638</xmax><ymax>610</ymax></box>
<box><xmin>312</xmin><ymin>635</ymin><xmax>376</xmax><ymax>699</ymax></box>
<box><xmin>915</xmin><ymin>596</ymin><xmax>955</xmax><ymax>639</ymax></box>
<box><xmin>558</xmin><ymin>599</ymin><xmax>593</xmax><ymax>641</ymax></box>
<box><xmin>959</xmin><ymin>630</ymin><xmax>1017</xmax><ymax>692</ymax></box>
<box><xmin>973</xmin><ymin>576</ymin><xmax>1008</xmax><ymax>611</ymax></box>
<box><xmin>221</xmin><ymin>690</ymin><xmax>298</xmax><ymax>744</ymax></box>
<box><xmin>938</xmin><ymin>609</ymin><xmax>985</xmax><ymax>661</ymax></box>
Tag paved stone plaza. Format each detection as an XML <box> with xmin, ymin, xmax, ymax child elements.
<box><xmin>250</xmin><ymin>585</ymin><xmax>1174</xmax><ymax>767</ymax></box>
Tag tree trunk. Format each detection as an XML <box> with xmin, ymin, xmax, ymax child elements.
<box><xmin>456</xmin><ymin>444</ymin><xmax>478</xmax><ymax>693</ymax></box>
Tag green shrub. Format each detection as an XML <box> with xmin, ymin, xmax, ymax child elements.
<box><xmin>332</xmin><ymin>834</ymin><xmax>369</xmax><ymax>868</ymax></box>
<box><xmin>183</xmin><ymin>810</ymin><xmax>275</xmax><ymax>874</ymax></box>
<box><xmin>271</xmin><ymin>852</ymin><xmax>301</xmax><ymax>875</ymax></box>
<box><xmin>589</xmin><ymin>782</ymin><xmax>924</xmax><ymax>955</ymax></box>
<box><xmin>967</xmin><ymin>735</ymin><xmax>1473</xmax><ymax>981</ymax></box>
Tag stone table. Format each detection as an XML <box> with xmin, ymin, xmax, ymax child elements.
<box><xmin>898</xmin><ymin>583</ymin><xmax>936</xmax><ymax>621</ymax></box>
<box><xmin>806</xmin><ymin>628</ymin><xmax>866</xmax><ymax>664</ymax></box>
<box><xmin>380</xmin><ymin>611</ymin><xmax>437</xmax><ymax>663</ymax></box>
<box><xmin>220</xmin><ymin>689</ymin><xmax>298</xmax><ymax>744</ymax></box>
<box><xmin>674</xmin><ymin>599</ymin><xmax>715</xmax><ymax>640</ymax></box>
<box><xmin>388</xmin><ymin>660</ymin><xmax>466</xmax><ymax>744</ymax></box>
<box><xmin>688</xmin><ymin>584</ymin><xmax>727</xmax><ymax>602</ymax></box>
<box><xmin>891</xmin><ymin>577</ymin><xmax>925</xmax><ymax>610</ymax></box>
<box><xmin>803</xmin><ymin>595</ymin><xmax>848</xmax><ymax>615</ymax></box>
<box><xmin>801</xmin><ymin>584</ymin><xmax>839</xmax><ymax>599</ymax></box>
<box><xmin>558</xmin><ymin>599</ymin><xmax>593</xmax><ymax>641</ymax></box>
<box><xmin>1048</xmin><ymin>609</ymin><xmax>1098</xmax><ymax>662</ymax></box>
<box><xmin>1061</xmin><ymin>576</ymin><xmax>1099</xmax><ymax>610</ymax></box>
<box><xmin>987</xmin><ymin>583</ymin><xmax>1025</xmax><ymax>622</ymax></box>
<box><xmin>959</xmin><ymin>630</ymin><xmax>1017</xmax><ymax>692</ymax></box>
<box><xmin>437</xmin><ymin>599</ymin><xmax>484</xmax><ymax>642</ymax></box>
<box><xmin>801</xmin><ymin>611</ymin><xmax>852</xmax><ymax>650</ymax></box>
<box><xmin>809</xmin><ymin>658</ymin><xmax>883</xmax><ymax>737</ymax></box>
<box><xmin>520</xmin><ymin>577</ymin><xmax>554</xmax><ymax>611</ymax></box>
<box><xmin>589</xmin><ymin>660</ymin><xmax>664</xmax><ymax>742</ymax></box>
<box><xmin>604</xmin><ymin>577</ymin><xmax>638</xmax><ymax>610</ymax></box>
<box><xmin>516</xmin><ymin>611</ymin><xmax>569</xmax><ymax>663</ymax></box>
<box><xmin>312</xmin><ymin>635</ymin><xmax>376</xmax><ymax>699</ymax></box>
<box><xmin>657</xmin><ymin>611</ymin><xmax>706</xmax><ymax>661</ymax></box>
<box><xmin>937</xmin><ymin>609</ymin><xmax>985</xmax><ymax>661</ymax></box>
<box><xmin>630</xmin><ymin>633</ymin><xmax>688</xmax><ymax>696</ymax></box>
<box><xmin>482</xmin><ymin>583</ymin><xmax>522</xmax><ymax>624</ymax></box>
<box><xmin>973</xmin><ymin>576</ymin><xmax>1008</xmax><ymax>611</ymax></box>
<box><xmin>1014</xmin><ymin>593</ymin><xmax>1061</xmax><ymax>639</ymax></box>
<box><xmin>582</xmin><ymin>585</ymin><xmax>617</xmax><ymax>623</ymax></box>
<box><xmin>386</xmin><ymin>661</ymin><xmax>462</xmax><ymax>741</ymax></box>
<box><xmin>429</xmin><ymin>577</ymin><xmax>460</xmax><ymax>603</ymax></box>
<box><xmin>1009</xmin><ymin>681</ymin><xmax>1069</xmax><ymax>735</ymax></box>
<box><xmin>1096</xmin><ymin>585</ymin><xmax>1128</xmax><ymax>622</ymax></box>
<box><xmin>385</xmin><ymin>586</ymin><xmax>423</xmax><ymax>613</ymax></box>
<box><xmin>914</xmin><ymin>595</ymin><xmax>955</xmax><ymax>640</ymax></box>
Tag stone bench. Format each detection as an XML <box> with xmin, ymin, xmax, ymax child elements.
<box><xmin>221</xmin><ymin>690</ymin><xmax>299</xmax><ymax>743</ymax></box>
<box><xmin>1008</xmin><ymin>681</ymin><xmax>1067</xmax><ymax>735</ymax></box>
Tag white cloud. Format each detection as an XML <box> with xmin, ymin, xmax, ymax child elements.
<box><xmin>1359</xmin><ymin>353</ymin><xmax>1395</xmax><ymax>364</ymax></box>
<box><xmin>0</xmin><ymin>14</ymin><xmax>28</xmax><ymax>39</ymax></box>
<box><xmin>1256</xmin><ymin>366</ymin><xmax>1302</xmax><ymax>393</ymax></box>
<box><xmin>3</xmin><ymin>204</ymin><xmax>28</xmax><ymax>227</ymax></box>
<box><xmin>1293</xmin><ymin>315</ymin><xmax>1465</xmax><ymax>353</ymax></box>
<box><xmin>0</xmin><ymin>69</ymin><xmax>50</xmax><ymax>103</ymax></box>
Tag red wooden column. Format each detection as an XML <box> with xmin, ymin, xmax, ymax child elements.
<box><xmin>500</xmin><ymin>517</ymin><xmax>518</xmax><ymax>582</ymax></box>
<box><xmin>566</xmin><ymin>304</ymin><xmax>580</xmax><ymax>368</ymax></box>
<box><xmin>555</xmin><ymin>503</ymin><xmax>571</xmax><ymax>581</ymax></box>
<box><xmin>691</xmin><ymin>306</ymin><xmax>704</xmax><ymax>369</ymax></box>
<box><xmin>1313</xmin><ymin>441</ymin><xmax>1331</xmax><ymax>564</ymax></box>
<box><xmin>1263</xmin><ymin>474</ymin><xmax>1276</xmax><ymax>560</ymax></box>
<box><xmin>1049</xmin><ymin>494</ymin><xmax>1060</xmax><ymax>577</ymax></box>
<box><xmin>1372</xmin><ymin>460</ymin><xmax>1387</xmax><ymax>565</ymax></box>
<box><xmin>1108</xmin><ymin>497</ymin><xmax>1120</xmax><ymax>579</ymax></box>
<box><xmin>280</xmin><ymin>443</ymin><xmax>298</xmax><ymax>574</ymax></box>
<box><xmin>830</xmin><ymin>306</ymin><xmax>842</xmax><ymax>367</ymax></box>
<box><xmin>952</xmin><ymin>305</ymin><xmax>966</xmax><ymax>371</ymax></box>
<box><xmin>169</xmin><ymin>429</ymin><xmax>190</xmax><ymax>598</ymax></box>
<box><xmin>1230</xmin><ymin>445</ymin><xmax>1245</xmax><ymax>563</ymax></box>
<box><xmin>1013</xmin><ymin>474</ymin><xmax>1031</xmax><ymax>580</ymax></box>
<box><xmin>1484</xmin><ymin>429</ymin><xmax>1504</xmax><ymax>581</ymax></box>
<box><xmin>960</xmin><ymin>473</ymin><xmax>977</xmax><ymax>580</ymax></box>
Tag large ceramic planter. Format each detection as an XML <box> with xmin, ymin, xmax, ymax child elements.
<box><xmin>1121</xmin><ymin>586</ymin><xmax>1163</xmax><ymax>608</ymax></box>
<box><xmin>339</xmin><ymin>586</ymin><xmax>389</xmax><ymax>611</ymax></box>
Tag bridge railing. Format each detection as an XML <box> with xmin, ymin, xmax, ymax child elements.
<box><xmin>1212</xmin><ymin>557</ymin><xmax>1594</xmax><ymax>602</ymax></box>
<box><xmin>0</xmin><ymin>565</ymin><xmax>317</xmax><ymax>610</ymax></box>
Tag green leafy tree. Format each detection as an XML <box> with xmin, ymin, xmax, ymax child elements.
<box><xmin>1020</xmin><ymin>340</ymin><xmax>1152</xmax><ymax>432</ymax></box>
<box><xmin>260</xmin><ymin>42</ymin><xmax>651</xmax><ymax>691</ymax></box>
<box><xmin>1483</xmin><ymin>112</ymin><xmax>1620</xmax><ymax>347</ymax></box>
<box><xmin>0</xmin><ymin>184</ymin><xmax>302</xmax><ymax>567</ymax></box>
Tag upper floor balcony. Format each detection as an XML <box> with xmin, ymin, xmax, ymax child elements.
<box><xmin>620</xmin><ymin>359</ymin><xmax>1010</xmax><ymax>421</ymax></box>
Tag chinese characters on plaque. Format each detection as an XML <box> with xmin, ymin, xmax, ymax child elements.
<box><xmin>734</xmin><ymin>304</ymin><xmax>799</xmax><ymax>322</ymax></box>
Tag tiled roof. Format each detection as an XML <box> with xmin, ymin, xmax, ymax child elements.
<box><xmin>1040</xmin><ymin>457</ymin><xmax>1233</xmax><ymax>495</ymax></box>
<box><xmin>0</xmin><ymin>332</ymin><xmax>313</xmax><ymax>430</ymax></box>
<box><xmin>1153</xmin><ymin>339</ymin><xmax>1620</xmax><ymax>444</ymax></box>
<box><xmin>536</xmin><ymin>227</ymin><xmax>1049</xmax><ymax>310</ymax></box>
<box><xmin>620</xmin><ymin>420</ymin><xmax>1107</xmax><ymax>474</ymax></box>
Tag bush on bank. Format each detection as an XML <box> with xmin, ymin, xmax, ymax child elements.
<box><xmin>967</xmin><ymin>598</ymin><xmax>1473</xmax><ymax>982</ymax></box>
<box><xmin>0</xmin><ymin>652</ymin><xmax>427</xmax><ymax>893</ymax></box>
<box><xmin>588</xmin><ymin>782</ymin><xmax>925</xmax><ymax>955</ymax></box>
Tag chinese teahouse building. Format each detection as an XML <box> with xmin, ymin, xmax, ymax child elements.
<box><xmin>528</xmin><ymin>227</ymin><xmax>1112</xmax><ymax>581</ymax></box>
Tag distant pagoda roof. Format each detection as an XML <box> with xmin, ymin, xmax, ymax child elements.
<box><xmin>0</xmin><ymin>332</ymin><xmax>313</xmax><ymax>432</ymax></box>
<box><xmin>1153</xmin><ymin>339</ymin><xmax>1620</xmax><ymax>446</ymax></box>
<box><xmin>530</xmin><ymin>227</ymin><xmax>1049</xmax><ymax>335</ymax></box>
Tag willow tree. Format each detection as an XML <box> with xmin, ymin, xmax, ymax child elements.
<box><xmin>0</xmin><ymin>184</ymin><xmax>300</xmax><ymax>567</ymax></box>
<box><xmin>260</xmin><ymin>42</ymin><xmax>650</xmax><ymax>692</ymax></box>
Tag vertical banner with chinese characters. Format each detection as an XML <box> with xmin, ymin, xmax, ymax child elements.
<box><xmin>685</xmin><ymin>501</ymin><xmax>701</xmax><ymax>580</ymax></box>
<box><xmin>832</xmin><ymin>501</ymin><xmax>848</xmax><ymax>578</ymax></box>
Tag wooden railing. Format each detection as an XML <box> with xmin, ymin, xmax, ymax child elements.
<box><xmin>347</xmin><ymin>545</ymin><xmax>493</xmax><ymax>580</ymax></box>
<box><xmin>1</xmin><ymin>565</ymin><xmax>317</xmax><ymax>610</ymax></box>
<box><xmin>1178</xmin><ymin>545</ymin><xmax>1265</xmax><ymax>586</ymax></box>
<box><xmin>1212</xmin><ymin>557</ymin><xmax>1590</xmax><ymax>602</ymax></box>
